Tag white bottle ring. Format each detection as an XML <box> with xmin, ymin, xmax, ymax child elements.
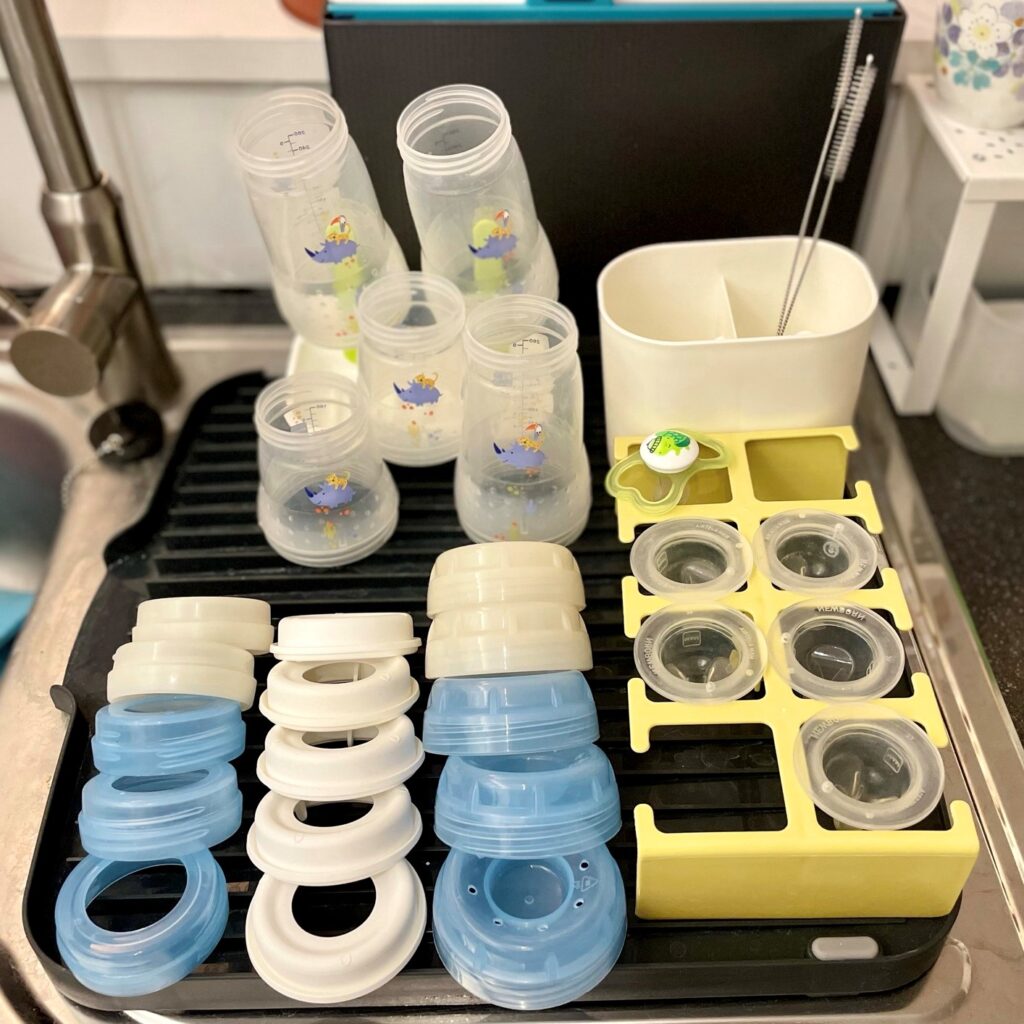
<box><xmin>107</xmin><ymin>664</ymin><xmax>257</xmax><ymax>710</ymax></box>
<box><xmin>245</xmin><ymin>860</ymin><xmax>426</xmax><ymax>1004</ymax></box>
<box><xmin>260</xmin><ymin>657</ymin><xmax>419</xmax><ymax>731</ymax></box>
<box><xmin>256</xmin><ymin>716</ymin><xmax>424</xmax><ymax>801</ymax></box>
<box><xmin>246</xmin><ymin>787</ymin><xmax>422</xmax><ymax>886</ymax></box>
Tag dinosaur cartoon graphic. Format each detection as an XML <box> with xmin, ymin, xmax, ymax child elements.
<box><xmin>469</xmin><ymin>208</ymin><xmax>518</xmax><ymax>261</ymax></box>
<box><xmin>393</xmin><ymin>373</ymin><xmax>441</xmax><ymax>409</ymax></box>
<box><xmin>493</xmin><ymin>422</ymin><xmax>545</xmax><ymax>473</ymax></box>
<box><xmin>645</xmin><ymin>430</ymin><xmax>692</xmax><ymax>458</ymax></box>
<box><xmin>305</xmin><ymin>215</ymin><xmax>359</xmax><ymax>264</ymax></box>
<box><xmin>304</xmin><ymin>472</ymin><xmax>354</xmax><ymax>513</ymax></box>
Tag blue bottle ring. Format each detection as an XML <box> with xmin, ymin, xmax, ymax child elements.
<box><xmin>432</xmin><ymin>844</ymin><xmax>626</xmax><ymax>1010</ymax></box>
<box><xmin>55</xmin><ymin>851</ymin><xmax>228</xmax><ymax>997</ymax></box>
<box><xmin>78</xmin><ymin>761</ymin><xmax>242</xmax><ymax>859</ymax></box>
<box><xmin>92</xmin><ymin>694</ymin><xmax>245</xmax><ymax>776</ymax></box>
<box><xmin>435</xmin><ymin>745</ymin><xmax>621</xmax><ymax>858</ymax></box>
<box><xmin>423</xmin><ymin>671</ymin><xmax>599</xmax><ymax>756</ymax></box>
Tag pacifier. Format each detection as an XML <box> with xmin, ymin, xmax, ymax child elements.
<box><xmin>604</xmin><ymin>428</ymin><xmax>728</xmax><ymax>514</ymax></box>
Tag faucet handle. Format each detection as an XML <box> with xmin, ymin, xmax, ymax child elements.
<box><xmin>10</xmin><ymin>268</ymin><xmax>137</xmax><ymax>397</ymax></box>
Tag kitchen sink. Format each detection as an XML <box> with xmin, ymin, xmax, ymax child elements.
<box><xmin>0</xmin><ymin>391</ymin><xmax>69</xmax><ymax>596</ymax></box>
<box><xmin>0</xmin><ymin>327</ymin><xmax>1023</xmax><ymax>1024</ymax></box>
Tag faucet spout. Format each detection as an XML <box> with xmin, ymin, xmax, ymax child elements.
<box><xmin>0</xmin><ymin>288</ymin><xmax>30</xmax><ymax>327</ymax></box>
<box><xmin>0</xmin><ymin>0</ymin><xmax>180</xmax><ymax>410</ymax></box>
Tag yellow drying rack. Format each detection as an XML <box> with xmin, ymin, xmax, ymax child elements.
<box><xmin>613</xmin><ymin>426</ymin><xmax>979</xmax><ymax>921</ymax></box>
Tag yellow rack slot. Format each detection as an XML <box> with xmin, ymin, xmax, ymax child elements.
<box><xmin>614</xmin><ymin>426</ymin><xmax>979</xmax><ymax>921</ymax></box>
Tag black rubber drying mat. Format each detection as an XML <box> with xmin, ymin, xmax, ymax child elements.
<box><xmin>24</xmin><ymin>363</ymin><xmax>958</xmax><ymax>1013</ymax></box>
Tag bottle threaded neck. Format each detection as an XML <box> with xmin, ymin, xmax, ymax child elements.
<box><xmin>397</xmin><ymin>84</ymin><xmax>514</xmax><ymax>178</ymax></box>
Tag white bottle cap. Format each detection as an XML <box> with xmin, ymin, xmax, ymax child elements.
<box><xmin>427</xmin><ymin>542</ymin><xmax>585</xmax><ymax>618</ymax></box>
<box><xmin>112</xmin><ymin>639</ymin><xmax>254</xmax><ymax>675</ymax></box>
<box><xmin>134</xmin><ymin>597</ymin><xmax>274</xmax><ymax>654</ymax></box>
<box><xmin>107</xmin><ymin>664</ymin><xmax>257</xmax><ymax>710</ymax></box>
<box><xmin>270</xmin><ymin>613</ymin><xmax>421</xmax><ymax>662</ymax></box>
<box><xmin>425</xmin><ymin>603</ymin><xmax>593</xmax><ymax>679</ymax></box>
<box><xmin>107</xmin><ymin>640</ymin><xmax>257</xmax><ymax>708</ymax></box>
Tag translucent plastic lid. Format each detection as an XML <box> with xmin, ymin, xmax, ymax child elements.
<box><xmin>434</xmin><ymin>745</ymin><xmax>621</xmax><ymax>858</ymax></box>
<box><xmin>754</xmin><ymin>511</ymin><xmax>879</xmax><ymax>593</ymax></box>
<box><xmin>796</xmin><ymin>705</ymin><xmax>945</xmax><ymax>830</ymax></box>
<box><xmin>92</xmin><ymin>695</ymin><xmax>245</xmax><ymax>776</ymax></box>
<box><xmin>55</xmin><ymin>851</ymin><xmax>228</xmax><ymax>998</ymax></box>
<box><xmin>423</xmin><ymin>671</ymin><xmax>598</xmax><ymax>755</ymax></box>
<box><xmin>633</xmin><ymin>606</ymin><xmax>766</xmax><ymax>704</ymax></box>
<box><xmin>78</xmin><ymin>762</ymin><xmax>242</xmax><ymax>860</ymax></box>
<box><xmin>432</xmin><ymin>845</ymin><xmax>626</xmax><ymax>1011</ymax></box>
<box><xmin>769</xmin><ymin>601</ymin><xmax>906</xmax><ymax>701</ymax></box>
<box><xmin>630</xmin><ymin>518</ymin><xmax>752</xmax><ymax>599</ymax></box>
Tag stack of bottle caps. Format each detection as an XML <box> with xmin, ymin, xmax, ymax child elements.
<box><xmin>246</xmin><ymin>612</ymin><xmax>426</xmax><ymax>1004</ymax></box>
<box><xmin>423</xmin><ymin>543</ymin><xmax>627</xmax><ymax>1011</ymax></box>
<box><xmin>55</xmin><ymin>597</ymin><xmax>270</xmax><ymax>997</ymax></box>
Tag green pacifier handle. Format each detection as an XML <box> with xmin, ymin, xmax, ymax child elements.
<box><xmin>604</xmin><ymin>428</ymin><xmax>729</xmax><ymax>515</ymax></box>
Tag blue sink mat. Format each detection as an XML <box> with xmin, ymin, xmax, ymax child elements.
<box><xmin>0</xmin><ymin>590</ymin><xmax>34</xmax><ymax>672</ymax></box>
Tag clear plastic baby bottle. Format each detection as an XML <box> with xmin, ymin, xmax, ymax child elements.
<box><xmin>397</xmin><ymin>84</ymin><xmax>558</xmax><ymax>305</ymax></box>
<box><xmin>254</xmin><ymin>373</ymin><xmax>399</xmax><ymax>567</ymax></box>
<box><xmin>454</xmin><ymin>295</ymin><xmax>591</xmax><ymax>545</ymax></box>
<box><xmin>235</xmin><ymin>88</ymin><xmax>406</xmax><ymax>350</ymax></box>
<box><xmin>357</xmin><ymin>272</ymin><xmax>467</xmax><ymax>467</ymax></box>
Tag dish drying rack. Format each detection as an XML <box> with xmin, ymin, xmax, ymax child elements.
<box><xmin>22</xmin><ymin>370</ymin><xmax>966</xmax><ymax>1012</ymax></box>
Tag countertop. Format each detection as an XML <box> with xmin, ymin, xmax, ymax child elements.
<box><xmin>898</xmin><ymin>415</ymin><xmax>1024</xmax><ymax>735</ymax></box>
<box><xmin>149</xmin><ymin>290</ymin><xmax>1024</xmax><ymax>740</ymax></box>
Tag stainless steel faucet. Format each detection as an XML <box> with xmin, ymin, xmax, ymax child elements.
<box><xmin>0</xmin><ymin>0</ymin><xmax>179</xmax><ymax>409</ymax></box>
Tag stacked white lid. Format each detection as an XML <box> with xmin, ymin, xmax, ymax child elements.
<box><xmin>425</xmin><ymin>543</ymin><xmax>592</xmax><ymax>678</ymax></box>
<box><xmin>109</xmin><ymin>597</ymin><xmax>270</xmax><ymax>708</ymax></box>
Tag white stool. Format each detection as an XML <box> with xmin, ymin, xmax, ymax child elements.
<box><xmin>859</xmin><ymin>74</ymin><xmax>1024</xmax><ymax>414</ymax></box>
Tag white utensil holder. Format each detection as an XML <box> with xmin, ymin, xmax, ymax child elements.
<box><xmin>597</xmin><ymin>237</ymin><xmax>877</xmax><ymax>458</ymax></box>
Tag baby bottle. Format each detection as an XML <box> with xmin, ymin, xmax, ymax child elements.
<box><xmin>357</xmin><ymin>272</ymin><xmax>467</xmax><ymax>467</ymax></box>
<box><xmin>235</xmin><ymin>87</ymin><xmax>406</xmax><ymax>350</ymax></box>
<box><xmin>254</xmin><ymin>373</ymin><xmax>399</xmax><ymax>567</ymax></box>
<box><xmin>454</xmin><ymin>295</ymin><xmax>591</xmax><ymax>544</ymax></box>
<box><xmin>396</xmin><ymin>84</ymin><xmax>557</xmax><ymax>305</ymax></box>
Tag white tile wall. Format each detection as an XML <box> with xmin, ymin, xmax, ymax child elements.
<box><xmin>0</xmin><ymin>0</ymin><xmax>328</xmax><ymax>289</ymax></box>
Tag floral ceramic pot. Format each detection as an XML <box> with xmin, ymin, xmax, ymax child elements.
<box><xmin>935</xmin><ymin>1</ymin><xmax>1024</xmax><ymax>128</ymax></box>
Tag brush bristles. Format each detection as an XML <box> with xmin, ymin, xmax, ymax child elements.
<box><xmin>832</xmin><ymin>9</ymin><xmax>864</xmax><ymax>109</ymax></box>
<box><xmin>826</xmin><ymin>57</ymin><xmax>877</xmax><ymax>183</ymax></box>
